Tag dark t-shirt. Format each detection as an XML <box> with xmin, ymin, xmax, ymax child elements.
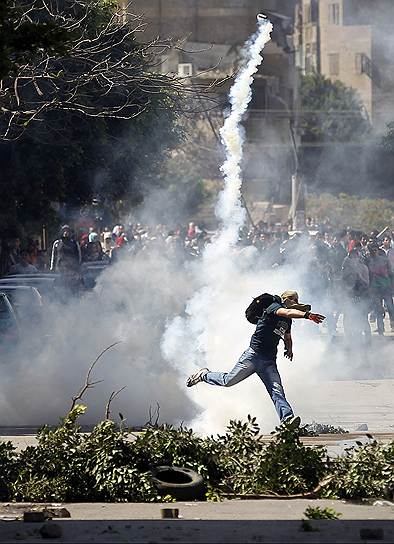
<box><xmin>249</xmin><ymin>302</ymin><xmax>292</xmax><ymax>359</ymax></box>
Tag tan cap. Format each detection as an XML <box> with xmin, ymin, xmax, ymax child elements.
<box><xmin>280</xmin><ymin>291</ymin><xmax>311</xmax><ymax>312</ymax></box>
<box><xmin>281</xmin><ymin>290</ymin><xmax>299</xmax><ymax>302</ymax></box>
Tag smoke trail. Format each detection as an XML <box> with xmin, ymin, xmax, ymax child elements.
<box><xmin>162</xmin><ymin>18</ymin><xmax>276</xmax><ymax>432</ymax></box>
<box><xmin>210</xmin><ymin>17</ymin><xmax>273</xmax><ymax>258</ymax></box>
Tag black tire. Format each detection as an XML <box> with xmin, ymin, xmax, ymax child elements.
<box><xmin>150</xmin><ymin>466</ymin><xmax>206</xmax><ymax>501</ymax></box>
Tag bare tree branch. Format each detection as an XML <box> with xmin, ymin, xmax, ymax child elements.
<box><xmin>145</xmin><ymin>402</ymin><xmax>161</xmax><ymax>428</ymax></box>
<box><xmin>69</xmin><ymin>341</ymin><xmax>122</xmax><ymax>411</ymax></box>
<box><xmin>0</xmin><ymin>0</ymin><xmax>224</xmax><ymax>140</ymax></box>
<box><xmin>105</xmin><ymin>386</ymin><xmax>126</xmax><ymax>420</ymax></box>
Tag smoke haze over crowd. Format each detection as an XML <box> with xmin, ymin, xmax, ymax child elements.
<box><xmin>1</xmin><ymin>13</ymin><xmax>393</xmax><ymax>435</ymax></box>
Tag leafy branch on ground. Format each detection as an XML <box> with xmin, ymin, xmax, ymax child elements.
<box><xmin>304</xmin><ymin>506</ymin><xmax>342</xmax><ymax>520</ymax></box>
<box><xmin>0</xmin><ymin>409</ymin><xmax>392</xmax><ymax>502</ymax></box>
<box><xmin>300</xmin><ymin>422</ymin><xmax>348</xmax><ymax>437</ymax></box>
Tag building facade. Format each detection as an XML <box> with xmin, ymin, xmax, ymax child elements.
<box><xmin>294</xmin><ymin>0</ymin><xmax>394</xmax><ymax>132</ymax></box>
<box><xmin>121</xmin><ymin>0</ymin><xmax>298</xmax><ymax>205</ymax></box>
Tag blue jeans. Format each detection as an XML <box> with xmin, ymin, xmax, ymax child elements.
<box><xmin>203</xmin><ymin>347</ymin><xmax>294</xmax><ymax>422</ymax></box>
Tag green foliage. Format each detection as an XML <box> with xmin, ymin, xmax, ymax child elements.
<box><xmin>301</xmin><ymin>422</ymin><xmax>349</xmax><ymax>437</ymax></box>
<box><xmin>326</xmin><ymin>440</ymin><xmax>394</xmax><ymax>500</ymax></box>
<box><xmin>0</xmin><ymin>0</ymin><xmax>186</xmax><ymax>235</ymax></box>
<box><xmin>381</xmin><ymin>121</ymin><xmax>394</xmax><ymax>153</ymax></box>
<box><xmin>0</xmin><ymin>1</ymin><xmax>70</xmax><ymax>79</ymax></box>
<box><xmin>1</xmin><ymin>409</ymin><xmax>393</xmax><ymax>503</ymax></box>
<box><xmin>300</xmin><ymin>519</ymin><xmax>319</xmax><ymax>532</ymax></box>
<box><xmin>300</xmin><ymin>72</ymin><xmax>370</xmax><ymax>143</ymax></box>
<box><xmin>12</xmin><ymin>405</ymin><xmax>91</xmax><ymax>502</ymax></box>
<box><xmin>306</xmin><ymin>193</ymin><xmax>394</xmax><ymax>232</ymax></box>
<box><xmin>249</xmin><ymin>419</ymin><xmax>327</xmax><ymax>495</ymax></box>
<box><xmin>0</xmin><ymin>441</ymin><xmax>19</xmax><ymax>500</ymax></box>
<box><xmin>304</xmin><ymin>506</ymin><xmax>342</xmax><ymax>520</ymax></box>
<box><xmin>11</xmin><ymin>406</ymin><xmax>158</xmax><ymax>502</ymax></box>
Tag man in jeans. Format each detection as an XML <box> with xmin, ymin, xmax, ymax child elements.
<box><xmin>366</xmin><ymin>242</ymin><xmax>394</xmax><ymax>334</ymax></box>
<box><xmin>186</xmin><ymin>291</ymin><xmax>325</xmax><ymax>426</ymax></box>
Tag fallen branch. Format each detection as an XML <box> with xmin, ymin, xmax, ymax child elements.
<box><xmin>221</xmin><ymin>476</ymin><xmax>334</xmax><ymax>500</ymax></box>
<box><xmin>70</xmin><ymin>341</ymin><xmax>122</xmax><ymax>411</ymax></box>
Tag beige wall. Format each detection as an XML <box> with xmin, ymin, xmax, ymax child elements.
<box><xmin>319</xmin><ymin>0</ymin><xmax>372</xmax><ymax>118</ymax></box>
<box><xmin>126</xmin><ymin>0</ymin><xmax>293</xmax><ymax>44</ymax></box>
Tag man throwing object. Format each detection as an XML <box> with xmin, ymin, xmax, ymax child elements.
<box><xmin>186</xmin><ymin>291</ymin><xmax>325</xmax><ymax>427</ymax></box>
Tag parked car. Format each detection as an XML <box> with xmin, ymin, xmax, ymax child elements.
<box><xmin>5</xmin><ymin>273</ymin><xmax>59</xmax><ymax>279</ymax></box>
<box><xmin>0</xmin><ymin>286</ymin><xmax>44</xmax><ymax>325</ymax></box>
<box><xmin>0</xmin><ymin>277</ymin><xmax>57</xmax><ymax>301</ymax></box>
<box><xmin>0</xmin><ymin>293</ymin><xmax>20</xmax><ymax>348</ymax></box>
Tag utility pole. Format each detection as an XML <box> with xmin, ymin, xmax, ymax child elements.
<box><xmin>289</xmin><ymin>61</ymin><xmax>306</xmax><ymax>231</ymax></box>
<box><xmin>289</xmin><ymin>6</ymin><xmax>306</xmax><ymax>231</ymax></box>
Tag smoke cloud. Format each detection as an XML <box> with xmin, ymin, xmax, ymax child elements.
<box><xmin>1</xmin><ymin>17</ymin><xmax>393</xmax><ymax>435</ymax></box>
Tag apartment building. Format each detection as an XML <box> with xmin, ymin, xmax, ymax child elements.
<box><xmin>294</xmin><ymin>0</ymin><xmax>394</xmax><ymax>132</ymax></box>
<box><xmin>120</xmin><ymin>0</ymin><xmax>298</xmax><ymax>202</ymax></box>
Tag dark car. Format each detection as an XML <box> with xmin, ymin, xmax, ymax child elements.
<box><xmin>0</xmin><ymin>277</ymin><xmax>57</xmax><ymax>301</ymax></box>
<box><xmin>0</xmin><ymin>286</ymin><xmax>44</xmax><ymax>325</ymax></box>
<box><xmin>0</xmin><ymin>293</ymin><xmax>20</xmax><ymax>348</ymax></box>
<box><xmin>5</xmin><ymin>273</ymin><xmax>59</xmax><ymax>279</ymax></box>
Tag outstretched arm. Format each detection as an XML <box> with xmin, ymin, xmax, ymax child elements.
<box><xmin>276</xmin><ymin>307</ymin><xmax>326</xmax><ymax>323</ymax></box>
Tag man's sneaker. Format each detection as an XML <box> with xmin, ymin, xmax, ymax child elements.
<box><xmin>283</xmin><ymin>415</ymin><xmax>301</xmax><ymax>430</ymax></box>
<box><xmin>186</xmin><ymin>368</ymin><xmax>209</xmax><ymax>387</ymax></box>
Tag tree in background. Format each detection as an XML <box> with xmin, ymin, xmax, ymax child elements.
<box><xmin>300</xmin><ymin>72</ymin><xmax>370</xmax><ymax>143</ymax></box>
<box><xmin>0</xmin><ymin>0</ymin><xmax>218</xmax><ymax>237</ymax></box>
<box><xmin>306</xmin><ymin>193</ymin><xmax>394</xmax><ymax>233</ymax></box>
<box><xmin>0</xmin><ymin>0</ymin><xmax>70</xmax><ymax>80</ymax></box>
<box><xmin>299</xmin><ymin>72</ymin><xmax>373</xmax><ymax>196</ymax></box>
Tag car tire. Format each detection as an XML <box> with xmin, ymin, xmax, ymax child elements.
<box><xmin>150</xmin><ymin>466</ymin><xmax>206</xmax><ymax>501</ymax></box>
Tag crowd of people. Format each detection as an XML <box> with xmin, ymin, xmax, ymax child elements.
<box><xmin>3</xmin><ymin>219</ymin><xmax>394</xmax><ymax>336</ymax></box>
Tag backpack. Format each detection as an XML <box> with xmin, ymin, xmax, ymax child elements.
<box><xmin>245</xmin><ymin>293</ymin><xmax>281</xmax><ymax>324</ymax></box>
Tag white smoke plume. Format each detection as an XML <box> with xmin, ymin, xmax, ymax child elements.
<box><xmin>1</xmin><ymin>18</ymin><xmax>393</xmax><ymax>434</ymax></box>
<box><xmin>161</xmin><ymin>19</ymin><xmax>286</xmax><ymax>433</ymax></box>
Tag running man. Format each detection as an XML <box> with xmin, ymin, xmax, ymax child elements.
<box><xmin>186</xmin><ymin>291</ymin><xmax>325</xmax><ymax>426</ymax></box>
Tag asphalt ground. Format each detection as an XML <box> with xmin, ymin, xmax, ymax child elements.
<box><xmin>0</xmin><ymin>500</ymin><xmax>393</xmax><ymax>543</ymax></box>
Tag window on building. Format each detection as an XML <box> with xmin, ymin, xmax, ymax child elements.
<box><xmin>250</xmin><ymin>82</ymin><xmax>267</xmax><ymax>110</ymax></box>
<box><xmin>328</xmin><ymin>3</ymin><xmax>340</xmax><ymax>25</ymax></box>
<box><xmin>328</xmin><ymin>53</ymin><xmax>339</xmax><ymax>76</ymax></box>
<box><xmin>310</xmin><ymin>0</ymin><xmax>318</xmax><ymax>22</ymax></box>
<box><xmin>355</xmin><ymin>53</ymin><xmax>374</xmax><ymax>80</ymax></box>
<box><xmin>355</xmin><ymin>53</ymin><xmax>362</xmax><ymax>75</ymax></box>
<box><xmin>305</xmin><ymin>56</ymin><xmax>314</xmax><ymax>73</ymax></box>
<box><xmin>178</xmin><ymin>63</ymin><xmax>193</xmax><ymax>77</ymax></box>
<box><xmin>304</xmin><ymin>2</ymin><xmax>311</xmax><ymax>23</ymax></box>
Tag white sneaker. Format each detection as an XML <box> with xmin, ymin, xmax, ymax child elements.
<box><xmin>186</xmin><ymin>368</ymin><xmax>209</xmax><ymax>387</ymax></box>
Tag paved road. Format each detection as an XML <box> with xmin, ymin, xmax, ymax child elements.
<box><xmin>1</xmin><ymin>500</ymin><xmax>393</xmax><ymax>543</ymax></box>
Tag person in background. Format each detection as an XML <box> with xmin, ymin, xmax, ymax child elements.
<box><xmin>82</xmin><ymin>233</ymin><xmax>104</xmax><ymax>262</ymax></box>
<box><xmin>50</xmin><ymin>225</ymin><xmax>81</xmax><ymax>272</ymax></box>
<box><xmin>366</xmin><ymin>242</ymin><xmax>394</xmax><ymax>335</ymax></box>
<box><xmin>9</xmin><ymin>250</ymin><xmax>38</xmax><ymax>274</ymax></box>
<box><xmin>88</xmin><ymin>228</ymin><xmax>98</xmax><ymax>243</ymax></box>
<box><xmin>381</xmin><ymin>235</ymin><xmax>394</xmax><ymax>269</ymax></box>
<box><xmin>187</xmin><ymin>222</ymin><xmax>196</xmax><ymax>240</ymax></box>
<box><xmin>112</xmin><ymin>225</ymin><xmax>123</xmax><ymax>242</ymax></box>
<box><xmin>26</xmin><ymin>239</ymin><xmax>39</xmax><ymax>266</ymax></box>
<box><xmin>341</xmin><ymin>246</ymin><xmax>371</xmax><ymax>338</ymax></box>
<box><xmin>8</xmin><ymin>237</ymin><xmax>21</xmax><ymax>269</ymax></box>
<box><xmin>101</xmin><ymin>227</ymin><xmax>113</xmax><ymax>253</ymax></box>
